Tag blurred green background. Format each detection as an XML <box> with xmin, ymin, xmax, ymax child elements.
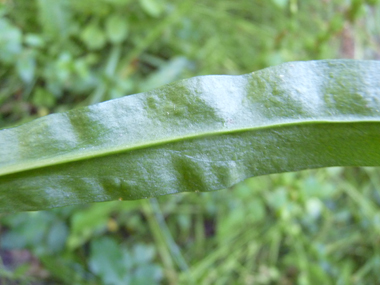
<box><xmin>1</xmin><ymin>0</ymin><xmax>380</xmax><ymax>284</ymax></box>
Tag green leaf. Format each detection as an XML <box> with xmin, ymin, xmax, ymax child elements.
<box><xmin>105</xmin><ymin>15</ymin><xmax>129</xmax><ymax>44</ymax></box>
<box><xmin>16</xmin><ymin>51</ymin><xmax>36</xmax><ymax>83</ymax></box>
<box><xmin>139</xmin><ymin>0</ymin><xmax>164</xmax><ymax>17</ymax></box>
<box><xmin>89</xmin><ymin>237</ymin><xmax>131</xmax><ymax>284</ymax></box>
<box><xmin>37</xmin><ymin>0</ymin><xmax>71</xmax><ymax>39</ymax></box>
<box><xmin>24</xmin><ymin>34</ymin><xmax>45</xmax><ymax>48</ymax></box>
<box><xmin>32</xmin><ymin>87</ymin><xmax>56</xmax><ymax>108</ymax></box>
<box><xmin>272</xmin><ymin>0</ymin><xmax>288</xmax><ymax>9</ymax></box>
<box><xmin>0</xmin><ymin>18</ymin><xmax>22</xmax><ymax>63</ymax></box>
<box><xmin>80</xmin><ymin>21</ymin><xmax>106</xmax><ymax>50</ymax></box>
<box><xmin>0</xmin><ymin>60</ymin><xmax>380</xmax><ymax>212</ymax></box>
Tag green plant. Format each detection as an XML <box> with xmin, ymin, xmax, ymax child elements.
<box><xmin>1</xmin><ymin>1</ymin><xmax>380</xmax><ymax>284</ymax></box>
<box><xmin>0</xmin><ymin>59</ymin><xmax>379</xmax><ymax>212</ymax></box>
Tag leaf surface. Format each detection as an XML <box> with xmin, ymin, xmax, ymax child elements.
<box><xmin>1</xmin><ymin>60</ymin><xmax>379</xmax><ymax>211</ymax></box>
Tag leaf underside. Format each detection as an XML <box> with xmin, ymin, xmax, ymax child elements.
<box><xmin>1</xmin><ymin>60</ymin><xmax>379</xmax><ymax>212</ymax></box>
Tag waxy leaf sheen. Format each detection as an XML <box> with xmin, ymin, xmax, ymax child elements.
<box><xmin>1</xmin><ymin>60</ymin><xmax>380</xmax><ymax>212</ymax></box>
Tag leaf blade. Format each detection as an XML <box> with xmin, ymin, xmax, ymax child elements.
<box><xmin>1</xmin><ymin>60</ymin><xmax>379</xmax><ymax>211</ymax></box>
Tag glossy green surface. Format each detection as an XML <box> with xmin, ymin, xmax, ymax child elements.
<box><xmin>0</xmin><ymin>60</ymin><xmax>379</xmax><ymax>211</ymax></box>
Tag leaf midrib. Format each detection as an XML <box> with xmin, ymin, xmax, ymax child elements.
<box><xmin>1</xmin><ymin>118</ymin><xmax>378</xmax><ymax>177</ymax></box>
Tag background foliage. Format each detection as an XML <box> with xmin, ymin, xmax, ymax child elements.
<box><xmin>0</xmin><ymin>0</ymin><xmax>380</xmax><ymax>284</ymax></box>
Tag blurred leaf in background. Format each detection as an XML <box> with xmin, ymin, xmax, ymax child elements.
<box><xmin>0</xmin><ymin>0</ymin><xmax>380</xmax><ymax>284</ymax></box>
